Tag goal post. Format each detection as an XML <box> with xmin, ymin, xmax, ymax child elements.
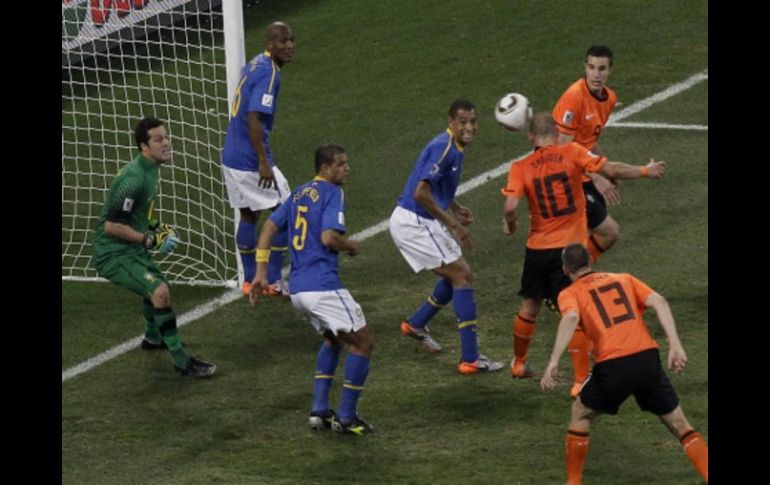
<box><xmin>62</xmin><ymin>0</ymin><xmax>245</xmax><ymax>287</ymax></box>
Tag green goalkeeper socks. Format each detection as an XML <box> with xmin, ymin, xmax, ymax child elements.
<box><xmin>142</xmin><ymin>299</ymin><xmax>162</xmax><ymax>342</ymax></box>
<box><xmin>155</xmin><ymin>307</ymin><xmax>190</xmax><ymax>369</ymax></box>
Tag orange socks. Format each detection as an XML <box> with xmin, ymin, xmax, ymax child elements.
<box><xmin>513</xmin><ymin>314</ymin><xmax>536</xmax><ymax>360</ymax></box>
<box><xmin>568</xmin><ymin>327</ymin><xmax>592</xmax><ymax>384</ymax></box>
<box><xmin>588</xmin><ymin>234</ymin><xmax>604</xmax><ymax>263</ymax></box>
<box><xmin>566</xmin><ymin>430</ymin><xmax>590</xmax><ymax>485</ymax></box>
<box><xmin>680</xmin><ymin>430</ymin><xmax>708</xmax><ymax>482</ymax></box>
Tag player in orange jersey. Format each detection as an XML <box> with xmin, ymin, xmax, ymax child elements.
<box><xmin>500</xmin><ymin>113</ymin><xmax>665</xmax><ymax>380</ymax></box>
<box><xmin>540</xmin><ymin>243</ymin><xmax>708</xmax><ymax>485</ymax></box>
<box><xmin>552</xmin><ymin>45</ymin><xmax>619</xmax><ymax>262</ymax></box>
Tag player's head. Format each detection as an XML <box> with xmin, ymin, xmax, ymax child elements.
<box><xmin>315</xmin><ymin>144</ymin><xmax>349</xmax><ymax>186</ymax></box>
<box><xmin>562</xmin><ymin>242</ymin><xmax>592</xmax><ymax>277</ymax></box>
<box><xmin>584</xmin><ymin>45</ymin><xmax>613</xmax><ymax>95</ymax></box>
<box><xmin>448</xmin><ymin>99</ymin><xmax>478</xmax><ymax>146</ymax></box>
<box><xmin>528</xmin><ymin>112</ymin><xmax>559</xmax><ymax>143</ymax></box>
<box><xmin>135</xmin><ymin>117</ymin><xmax>171</xmax><ymax>164</ymax></box>
<box><xmin>266</xmin><ymin>21</ymin><xmax>295</xmax><ymax>66</ymax></box>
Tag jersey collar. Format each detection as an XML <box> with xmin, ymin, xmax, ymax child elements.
<box><xmin>137</xmin><ymin>153</ymin><xmax>160</xmax><ymax>169</ymax></box>
<box><xmin>446</xmin><ymin>128</ymin><xmax>464</xmax><ymax>152</ymax></box>
<box><xmin>265</xmin><ymin>50</ymin><xmax>282</xmax><ymax>71</ymax></box>
<box><xmin>582</xmin><ymin>78</ymin><xmax>608</xmax><ymax>101</ymax></box>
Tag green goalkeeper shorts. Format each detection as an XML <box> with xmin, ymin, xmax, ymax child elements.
<box><xmin>95</xmin><ymin>252</ymin><xmax>168</xmax><ymax>299</ymax></box>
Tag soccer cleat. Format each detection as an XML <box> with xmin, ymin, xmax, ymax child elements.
<box><xmin>457</xmin><ymin>354</ymin><xmax>504</xmax><ymax>375</ymax></box>
<box><xmin>175</xmin><ymin>356</ymin><xmax>217</xmax><ymax>378</ymax></box>
<box><xmin>140</xmin><ymin>337</ymin><xmax>168</xmax><ymax>351</ymax></box>
<box><xmin>260</xmin><ymin>280</ymin><xmax>290</xmax><ymax>298</ymax></box>
<box><xmin>510</xmin><ymin>358</ymin><xmax>535</xmax><ymax>378</ymax></box>
<box><xmin>544</xmin><ymin>298</ymin><xmax>559</xmax><ymax>313</ymax></box>
<box><xmin>308</xmin><ymin>409</ymin><xmax>337</xmax><ymax>430</ymax></box>
<box><xmin>400</xmin><ymin>321</ymin><xmax>442</xmax><ymax>353</ymax></box>
<box><xmin>332</xmin><ymin>415</ymin><xmax>374</xmax><ymax>435</ymax></box>
<box><xmin>242</xmin><ymin>281</ymin><xmax>252</xmax><ymax>297</ymax></box>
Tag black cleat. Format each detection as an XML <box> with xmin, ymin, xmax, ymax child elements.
<box><xmin>332</xmin><ymin>415</ymin><xmax>374</xmax><ymax>435</ymax></box>
<box><xmin>141</xmin><ymin>338</ymin><xmax>168</xmax><ymax>351</ymax></box>
<box><xmin>544</xmin><ymin>298</ymin><xmax>559</xmax><ymax>313</ymax></box>
<box><xmin>308</xmin><ymin>409</ymin><xmax>337</xmax><ymax>430</ymax></box>
<box><xmin>175</xmin><ymin>356</ymin><xmax>216</xmax><ymax>378</ymax></box>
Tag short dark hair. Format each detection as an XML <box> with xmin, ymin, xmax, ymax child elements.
<box><xmin>448</xmin><ymin>99</ymin><xmax>476</xmax><ymax>119</ymax></box>
<box><xmin>585</xmin><ymin>45</ymin><xmax>613</xmax><ymax>66</ymax></box>
<box><xmin>266</xmin><ymin>21</ymin><xmax>292</xmax><ymax>43</ymax></box>
<box><xmin>134</xmin><ymin>117</ymin><xmax>165</xmax><ymax>150</ymax></box>
<box><xmin>562</xmin><ymin>243</ymin><xmax>591</xmax><ymax>274</ymax></box>
<box><xmin>314</xmin><ymin>143</ymin><xmax>346</xmax><ymax>172</ymax></box>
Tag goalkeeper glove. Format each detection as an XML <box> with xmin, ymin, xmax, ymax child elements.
<box><xmin>143</xmin><ymin>224</ymin><xmax>181</xmax><ymax>254</ymax></box>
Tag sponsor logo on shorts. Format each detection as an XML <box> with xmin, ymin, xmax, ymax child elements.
<box><xmin>262</xmin><ymin>93</ymin><xmax>274</xmax><ymax>107</ymax></box>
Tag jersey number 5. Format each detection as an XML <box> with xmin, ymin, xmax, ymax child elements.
<box><xmin>533</xmin><ymin>172</ymin><xmax>577</xmax><ymax>218</ymax></box>
<box><xmin>589</xmin><ymin>282</ymin><xmax>635</xmax><ymax>329</ymax></box>
<box><xmin>292</xmin><ymin>205</ymin><xmax>309</xmax><ymax>250</ymax></box>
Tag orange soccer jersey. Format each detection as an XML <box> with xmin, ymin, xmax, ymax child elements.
<box><xmin>552</xmin><ymin>78</ymin><xmax>617</xmax><ymax>150</ymax></box>
<box><xmin>501</xmin><ymin>143</ymin><xmax>606</xmax><ymax>249</ymax></box>
<box><xmin>557</xmin><ymin>272</ymin><xmax>659</xmax><ymax>363</ymax></box>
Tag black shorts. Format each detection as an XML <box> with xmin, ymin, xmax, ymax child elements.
<box><xmin>518</xmin><ymin>247</ymin><xmax>571</xmax><ymax>303</ymax></box>
<box><xmin>583</xmin><ymin>180</ymin><xmax>608</xmax><ymax>230</ymax></box>
<box><xmin>579</xmin><ymin>348</ymin><xmax>680</xmax><ymax>416</ymax></box>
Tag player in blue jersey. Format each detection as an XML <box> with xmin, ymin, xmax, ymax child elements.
<box><xmin>221</xmin><ymin>21</ymin><xmax>295</xmax><ymax>297</ymax></box>
<box><xmin>250</xmin><ymin>144</ymin><xmax>374</xmax><ymax>435</ymax></box>
<box><xmin>389</xmin><ymin>99</ymin><xmax>503</xmax><ymax>375</ymax></box>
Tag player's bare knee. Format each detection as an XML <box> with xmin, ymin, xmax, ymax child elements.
<box><xmin>659</xmin><ymin>405</ymin><xmax>692</xmax><ymax>437</ymax></box>
<box><xmin>598</xmin><ymin>217</ymin><xmax>620</xmax><ymax>243</ymax></box>
<box><xmin>151</xmin><ymin>283</ymin><xmax>171</xmax><ymax>308</ymax></box>
<box><xmin>519</xmin><ymin>298</ymin><xmax>542</xmax><ymax>320</ymax></box>
<box><xmin>570</xmin><ymin>397</ymin><xmax>599</xmax><ymax>431</ymax></box>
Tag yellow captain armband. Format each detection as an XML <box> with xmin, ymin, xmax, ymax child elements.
<box><xmin>256</xmin><ymin>249</ymin><xmax>271</xmax><ymax>263</ymax></box>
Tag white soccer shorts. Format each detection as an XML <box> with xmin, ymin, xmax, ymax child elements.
<box><xmin>222</xmin><ymin>165</ymin><xmax>291</xmax><ymax>211</ymax></box>
<box><xmin>290</xmin><ymin>289</ymin><xmax>367</xmax><ymax>336</ymax></box>
<box><xmin>388</xmin><ymin>205</ymin><xmax>462</xmax><ymax>273</ymax></box>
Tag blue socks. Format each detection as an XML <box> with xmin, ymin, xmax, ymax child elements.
<box><xmin>339</xmin><ymin>353</ymin><xmax>370</xmax><ymax>422</ymax></box>
<box><xmin>408</xmin><ymin>278</ymin><xmax>453</xmax><ymax>328</ymax></box>
<box><xmin>453</xmin><ymin>288</ymin><xmax>479</xmax><ymax>363</ymax></box>
<box><xmin>236</xmin><ymin>220</ymin><xmax>257</xmax><ymax>282</ymax></box>
<box><xmin>268</xmin><ymin>227</ymin><xmax>288</xmax><ymax>284</ymax></box>
<box><xmin>311</xmin><ymin>343</ymin><xmax>341</xmax><ymax>414</ymax></box>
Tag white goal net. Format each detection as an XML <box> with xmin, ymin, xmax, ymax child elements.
<box><xmin>62</xmin><ymin>0</ymin><xmax>244</xmax><ymax>287</ymax></box>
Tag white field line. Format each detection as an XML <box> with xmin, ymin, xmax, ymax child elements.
<box><xmin>63</xmin><ymin>70</ymin><xmax>708</xmax><ymax>383</ymax></box>
<box><xmin>610</xmin><ymin>121</ymin><xmax>707</xmax><ymax>131</ymax></box>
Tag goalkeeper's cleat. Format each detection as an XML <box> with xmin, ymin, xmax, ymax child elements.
<box><xmin>510</xmin><ymin>358</ymin><xmax>535</xmax><ymax>379</ymax></box>
<box><xmin>400</xmin><ymin>321</ymin><xmax>442</xmax><ymax>353</ymax></box>
<box><xmin>457</xmin><ymin>354</ymin><xmax>504</xmax><ymax>375</ymax></box>
<box><xmin>242</xmin><ymin>281</ymin><xmax>252</xmax><ymax>297</ymax></box>
<box><xmin>332</xmin><ymin>415</ymin><xmax>374</xmax><ymax>435</ymax></box>
<box><xmin>140</xmin><ymin>337</ymin><xmax>168</xmax><ymax>351</ymax></box>
<box><xmin>175</xmin><ymin>356</ymin><xmax>216</xmax><ymax>378</ymax></box>
<box><xmin>308</xmin><ymin>409</ymin><xmax>337</xmax><ymax>430</ymax></box>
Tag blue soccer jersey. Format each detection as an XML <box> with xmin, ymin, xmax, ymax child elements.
<box><xmin>222</xmin><ymin>51</ymin><xmax>282</xmax><ymax>171</ymax></box>
<box><xmin>269</xmin><ymin>177</ymin><xmax>347</xmax><ymax>293</ymax></box>
<box><xmin>396</xmin><ymin>129</ymin><xmax>464</xmax><ymax>219</ymax></box>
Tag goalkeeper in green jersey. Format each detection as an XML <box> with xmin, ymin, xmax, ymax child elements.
<box><xmin>91</xmin><ymin>117</ymin><xmax>216</xmax><ymax>378</ymax></box>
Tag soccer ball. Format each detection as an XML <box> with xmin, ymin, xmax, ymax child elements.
<box><xmin>495</xmin><ymin>93</ymin><xmax>532</xmax><ymax>131</ymax></box>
